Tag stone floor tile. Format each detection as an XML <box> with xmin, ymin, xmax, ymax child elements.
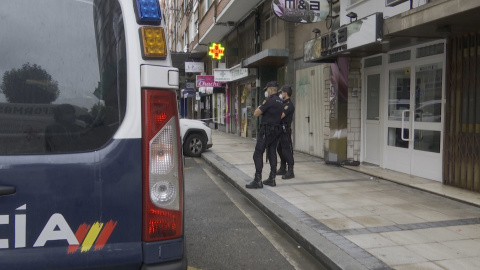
<box><xmin>345</xmin><ymin>233</ymin><xmax>397</xmax><ymax>249</ymax></box>
<box><xmin>388</xmin><ymin>203</ymin><xmax>430</xmax><ymax>212</ymax></box>
<box><xmin>295</xmin><ymin>201</ymin><xmax>331</xmax><ymax>212</ymax></box>
<box><xmin>367</xmin><ymin>246</ymin><xmax>428</xmax><ymax>266</ymax></box>
<box><xmin>434</xmin><ymin>257</ymin><xmax>480</xmax><ymax>270</ymax></box>
<box><xmin>442</xmin><ymin>239</ymin><xmax>480</xmax><ymax>257</ymax></box>
<box><xmin>363</xmin><ymin>205</ymin><xmax>403</xmax><ymax>215</ymax></box>
<box><xmin>370</xmin><ymin>196</ymin><xmax>410</xmax><ymax>205</ymax></box>
<box><xmin>446</xmin><ymin>224</ymin><xmax>480</xmax><ymax>239</ymax></box>
<box><xmin>380</xmin><ymin>230</ymin><xmax>434</xmax><ymax>245</ymax></box>
<box><xmin>351</xmin><ymin>215</ymin><xmax>397</xmax><ymax>227</ymax></box>
<box><xmin>382</xmin><ymin>213</ymin><xmax>428</xmax><ymax>225</ymax></box>
<box><xmin>441</xmin><ymin>209</ymin><xmax>480</xmax><ymax>219</ymax></box>
<box><xmin>306</xmin><ymin>209</ymin><xmax>346</xmax><ymax>220</ymax></box>
<box><xmin>410</xmin><ymin>210</ymin><xmax>456</xmax><ymax>222</ymax></box>
<box><xmin>319</xmin><ymin>217</ymin><xmax>364</xmax><ymax>230</ymax></box>
<box><xmin>413</xmin><ymin>227</ymin><xmax>469</xmax><ymax>242</ymax></box>
<box><xmin>323</xmin><ymin>199</ymin><xmax>363</xmax><ymax>210</ymax></box>
<box><xmin>393</xmin><ymin>262</ymin><xmax>444</xmax><ymax>270</ymax></box>
<box><xmin>337</xmin><ymin>208</ymin><xmax>375</xmax><ymax>217</ymax></box>
<box><xmin>405</xmin><ymin>242</ymin><xmax>466</xmax><ymax>261</ymax></box>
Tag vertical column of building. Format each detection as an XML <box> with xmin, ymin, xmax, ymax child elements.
<box><xmin>347</xmin><ymin>57</ymin><xmax>362</xmax><ymax>162</ymax></box>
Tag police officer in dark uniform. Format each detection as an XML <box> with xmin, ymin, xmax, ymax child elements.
<box><xmin>276</xmin><ymin>85</ymin><xmax>295</xmax><ymax>179</ymax></box>
<box><xmin>246</xmin><ymin>81</ymin><xmax>284</xmax><ymax>189</ymax></box>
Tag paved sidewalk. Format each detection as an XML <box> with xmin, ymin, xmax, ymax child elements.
<box><xmin>201</xmin><ymin>130</ymin><xmax>480</xmax><ymax>270</ymax></box>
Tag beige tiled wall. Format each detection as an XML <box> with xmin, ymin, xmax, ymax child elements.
<box><xmin>347</xmin><ymin>58</ymin><xmax>362</xmax><ymax>161</ymax></box>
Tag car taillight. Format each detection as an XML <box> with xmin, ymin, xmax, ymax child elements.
<box><xmin>142</xmin><ymin>89</ymin><xmax>183</xmax><ymax>241</ymax></box>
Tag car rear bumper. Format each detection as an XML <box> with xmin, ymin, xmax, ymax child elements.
<box><xmin>141</xmin><ymin>256</ymin><xmax>187</xmax><ymax>270</ymax></box>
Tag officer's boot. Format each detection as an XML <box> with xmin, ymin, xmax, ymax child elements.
<box><xmin>276</xmin><ymin>163</ymin><xmax>286</xmax><ymax>175</ymax></box>
<box><xmin>282</xmin><ymin>165</ymin><xmax>295</xmax><ymax>179</ymax></box>
<box><xmin>263</xmin><ymin>171</ymin><xmax>276</xmax><ymax>187</ymax></box>
<box><xmin>246</xmin><ymin>173</ymin><xmax>263</xmax><ymax>189</ymax></box>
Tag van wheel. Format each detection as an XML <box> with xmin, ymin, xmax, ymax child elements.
<box><xmin>183</xmin><ymin>134</ymin><xmax>206</xmax><ymax>157</ymax></box>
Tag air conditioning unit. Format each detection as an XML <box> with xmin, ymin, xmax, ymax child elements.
<box><xmin>386</xmin><ymin>0</ymin><xmax>408</xmax><ymax>7</ymax></box>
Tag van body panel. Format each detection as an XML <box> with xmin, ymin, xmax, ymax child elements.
<box><xmin>0</xmin><ymin>139</ymin><xmax>143</xmax><ymax>268</ymax></box>
<box><xmin>0</xmin><ymin>0</ymin><xmax>185</xmax><ymax>268</ymax></box>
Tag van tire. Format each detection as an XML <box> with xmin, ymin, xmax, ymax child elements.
<box><xmin>183</xmin><ymin>134</ymin><xmax>206</xmax><ymax>157</ymax></box>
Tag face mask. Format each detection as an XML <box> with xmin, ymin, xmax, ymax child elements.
<box><xmin>278</xmin><ymin>94</ymin><xmax>283</xmax><ymax>99</ymax></box>
<box><xmin>264</xmin><ymin>91</ymin><xmax>269</xmax><ymax>98</ymax></box>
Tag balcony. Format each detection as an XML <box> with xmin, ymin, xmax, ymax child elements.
<box><xmin>193</xmin><ymin>0</ymin><xmax>262</xmax><ymax>52</ymax></box>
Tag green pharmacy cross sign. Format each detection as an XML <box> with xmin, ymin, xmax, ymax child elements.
<box><xmin>209</xmin><ymin>43</ymin><xmax>225</xmax><ymax>60</ymax></box>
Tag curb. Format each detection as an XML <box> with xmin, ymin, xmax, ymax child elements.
<box><xmin>202</xmin><ymin>151</ymin><xmax>372</xmax><ymax>270</ymax></box>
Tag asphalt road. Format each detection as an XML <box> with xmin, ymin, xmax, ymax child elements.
<box><xmin>184</xmin><ymin>157</ymin><xmax>326</xmax><ymax>270</ymax></box>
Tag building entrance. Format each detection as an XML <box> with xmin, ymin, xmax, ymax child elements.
<box><xmin>384</xmin><ymin>62</ymin><xmax>444</xmax><ymax>181</ymax></box>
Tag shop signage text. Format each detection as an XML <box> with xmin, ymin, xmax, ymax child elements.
<box><xmin>272</xmin><ymin>0</ymin><xmax>329</xmax><ymax>23</ymax></box>
<box><xmin>214</xmin><ymin>65</ymin><xmax>249</xmax><ymax>82</ymax></box>
<box><xmin>185</xmin><ymin>62</ymin><xmax>204</xmax><ymax>73</ymax></box>
<box><xmin>196</xmin><ymin>75</ymin><xmax>222</xmax><ymax>87</ymax></box>
<box><xmin>304</xmin><ymin>13</ymin><xmax>383</xmax><ymax>62</ymax></box>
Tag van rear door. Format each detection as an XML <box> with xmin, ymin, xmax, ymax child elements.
<box><xmin>0</xmin><ymin>1</ymin><xmax>143</xmax><ymax>269</ymax></box>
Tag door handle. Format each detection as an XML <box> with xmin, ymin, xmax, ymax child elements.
<box><xmin>401</xmin><ymin>110</ymin><xmax>413</xmax><ymax>142</ymax></box>
<box><xmin>0</xmin><ymin>185</ymin><xmax>15</xmax><ymax>196</ymax></box>
<box><xmin>305</xmin><ymin>116</ymin><xmax>310</xmax><ymax>123</ymax></box>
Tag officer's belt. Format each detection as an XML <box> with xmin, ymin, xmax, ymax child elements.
<box><xmin>280</xmin><ymin>123</ymin><xmax>291</xmax><ymax>128</ymax></box>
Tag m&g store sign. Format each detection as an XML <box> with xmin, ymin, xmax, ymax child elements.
<box><xmin>304</xmin><ymin>13</ymin><xmax>383</xmax><ymax>62</ymax></box>
<box><xmin>272</xmin><ymin>0</ymin><xmax>330</xmax><ymax>23</ymax></box>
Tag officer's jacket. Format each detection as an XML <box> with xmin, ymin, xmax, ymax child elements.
<box><xmin>258</xmin><ymin>95</ymin><xmax>283</xmax><ymax>125</ymax></box>
<box><xmin>281</xmin><ymin>99</ymin><xmax>295</xmax><ymax>126</ymax></box>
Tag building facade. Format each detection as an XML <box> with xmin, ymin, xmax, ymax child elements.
<box><xmin>162</xmin><ymin>0</ymin><xmax>480</xmax><ymax>192</ymax></box>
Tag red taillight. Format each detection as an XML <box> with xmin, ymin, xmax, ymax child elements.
<box><xmin>142</xmin><ymin>89</ymin><xmax>183</xmax><ymax>241</ymax></box>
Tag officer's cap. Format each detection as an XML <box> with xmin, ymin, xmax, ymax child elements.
<box><xmin>280</xmin><ymin>85</ymin><xmax>291</xmax><ymax>92</ymax></box>
<box><xmin>263</xmin><ymin>81</ymin><xmax>278</xmax><ymax>90</ymax></box>
<box><xmin>280</xmin><ymin>85</ymin><xmax>293</xmax><ymax>96</ymax></box>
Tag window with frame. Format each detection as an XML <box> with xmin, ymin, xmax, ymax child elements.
<box><xmin>184</xmin><ymin>29</ymin><xmax>189</xmax><ymax>52</ymax></box>
<box><xmin>265</xmin><ymin>11</ymin><xmax>277</xmax><ymax>40</ymax></box>
<box><xmin>0</xmin><ymin>0</ymin><xmax>127</xmax><ymax>155</ymax></box>
<box><xmin>189</xmin><ymin>15</ymin><xmax>195</xmax><ymax>45</ymax></box>
<box><xmin>200</xmin><ymin>0</ymin><xmax>213</xmax><ymax>18</ymax></box>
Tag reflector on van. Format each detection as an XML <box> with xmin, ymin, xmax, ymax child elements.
<box><xmin>141</xmin><ymin>27</ymin><xmax>167</xmax><ymax>58</ymax></box>
<box><xmin>135</xmin><ymin>0</ymin><xmax>161</xmax><ymax>24</ymax></box>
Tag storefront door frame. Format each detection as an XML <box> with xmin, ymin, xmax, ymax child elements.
<box><xmin>362</xmin><ymin>41</ymin><xmax>446</xmax><ymax>181</ymax></box>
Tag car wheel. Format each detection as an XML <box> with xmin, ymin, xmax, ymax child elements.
<box><xmin>183</xmin><ymin>134</ymin><xmax>206</xmax><ymax>157</ymax></box>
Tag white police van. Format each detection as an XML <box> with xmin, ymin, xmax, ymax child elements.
<box><xmin>0</xmin><ymin>0</ymin><xmax>186</xmax><ymax>269</ymax></box>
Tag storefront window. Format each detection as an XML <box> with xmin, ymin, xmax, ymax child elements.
<box><xmin>388</xmin><ymin>127</ymin><xmax>409</xmax><ymax>148</ymax></box>
<box><xmin>414</xmin><ymin>63</ymin><xmax>442</xmax><ymax>123</ymax></box>
<box><xmin>388</xmin><ymin>68</ymin><xmax>411</xmax><ymax>121</ymax></box>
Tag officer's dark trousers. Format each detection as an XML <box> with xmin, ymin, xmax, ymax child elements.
<box><xmin>253</xmin><ymin>127</ymin><xmax>279</xmax><ymax>175</ymax></box>
<box><xmin>277</xmin><ymin>129</ymin><xmax>294</xmax><ymax>167</ymax></box>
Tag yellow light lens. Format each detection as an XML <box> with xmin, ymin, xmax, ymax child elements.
<box><xmin>141</xmin><ymin>27</ymin><xmax>167</xmax><ymax>58</ymax></box>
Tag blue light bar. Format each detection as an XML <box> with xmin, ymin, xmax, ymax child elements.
<box><xmin>136</xmin><ymin>0</ymin><xmax>161</xmax><ymax>24</ymax></box>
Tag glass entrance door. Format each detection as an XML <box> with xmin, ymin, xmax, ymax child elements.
<box><xmin>364</xmin><ymin>73</ymin><xmax>381</xmax><ymax>164</ymax></box>
<box><xmin>384</xmin><ymin>63</ymin><xmax>443</xmax><ymax>181</ymax></box>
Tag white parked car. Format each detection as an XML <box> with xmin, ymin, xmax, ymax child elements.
<box><xmin>179</xmin><ymin>118</ymin><xmax>213</xmax><ymax>157</ymax></box>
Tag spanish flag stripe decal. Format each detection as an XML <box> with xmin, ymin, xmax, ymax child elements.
<box><xmin>68</xmin><ymin>223</ymin><xmax>91</xmax><ymax>254</ymax></box>
<box><xmin>94</xmin><ymin>220</ymin><xmax>117</xmax><ymax>250</ymax></box>
<box><xmin>80</xmin><ymin>222</ymin><xmax>103</xmax><ymax>252</ymax></box>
